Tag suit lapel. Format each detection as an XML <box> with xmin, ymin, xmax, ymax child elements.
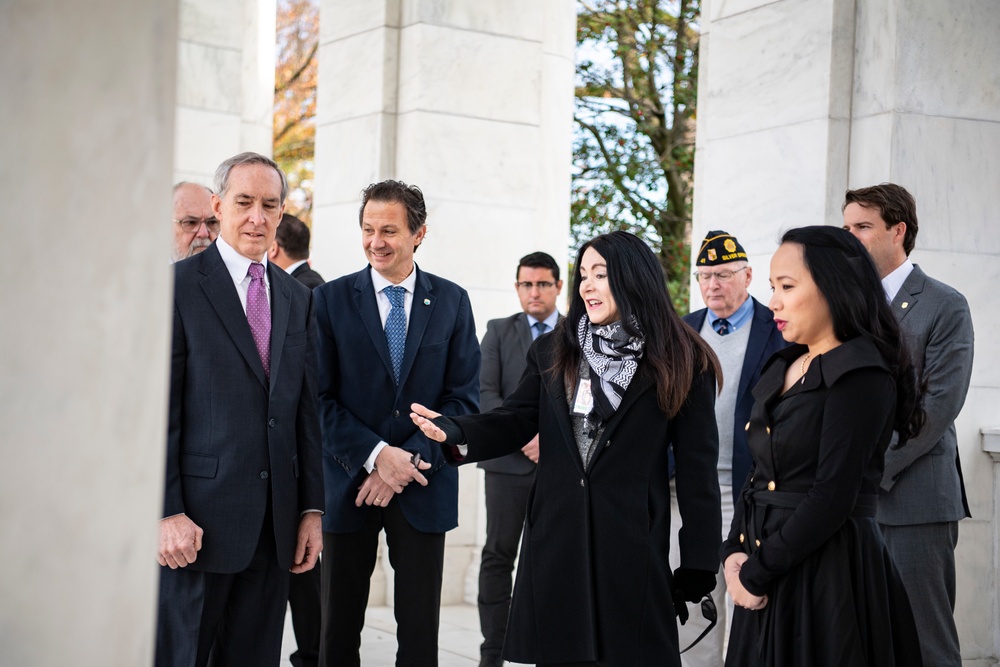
<box><xmin>515</xmin><ymin>313</ymin><xmax>532</xmax><ymax>361</ymax></box>
<box><xmin>893</xmin><ymin>265</ymin><xmax>924</xmax><ymax>325</ymax></box>
<box><xmin>199</xmin><ymin>245</ymin><xmax>268</xmax><ymax>388</ymax></box>
<box><xmin>353</xmin><ymin>269</ymin><xmax>396</xmax><ymax>382</ymax></box>
<box><xmin>268</xmin><ymin>264</ymin><xmax>291</xmax><ymax>392</ymax></box>
<box><xmin>738</xmin><ymin>299</ymin><xmax>769</xmax><ymax>398</ymax></box>
<box><xmin>398</xmin><ymin>268</ymin><xmax>433</xmax><ymax>388</ymax></box>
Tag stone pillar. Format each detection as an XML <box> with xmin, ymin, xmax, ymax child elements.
<box><xmin>695</xmin><ymin>1</ymin><xmax>1000</xmax><ymax>663</ymax></box>
<box><xmin>0</xmin><ymin>1</ymin><xmax>178</xmax><ymax>664</ymax></box>
<box><xmin>174</xmin><ymin>0</ymin><xmax>277</xmax><ymax>185</ymax></box>
<box><xmin>313</xmin><ymin>0</ymin><xmax>576</xmax><ymax>605</ymax></box>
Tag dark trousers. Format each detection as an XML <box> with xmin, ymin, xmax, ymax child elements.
<box><xmin>288</xmin><ymin>560</ymin><xmax>322</xmax><ymax>667</ymax></box>
<box><xmin>881</xmin><ymin>521</ymin><xmax>962</xmax><ymax>666</ymax></box>
<box><xmin>479</xmin><ymin>471</ymin><xmax>533</xmax><ymax>662</ymax></box>
<box><xmin>320</xmin><ymin>501</ymin><xmax>446</xmax><ymax>667</ymax></box>
<box><xmin>155</xmin><ymin>508</ymin><xmax>290</xmax><ymax>667</ymax></box>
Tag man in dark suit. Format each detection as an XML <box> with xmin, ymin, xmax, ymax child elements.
<box><xmin>673</xmin><ymin>231</ymin><xmax>786</xmax><ymax>665</ymax></box>
<box><xmin>156</xmin><ymin>152</ymin><xmax>324</xmax><ymax>667</ymax></box>
<box><xmin>844</xmin><ymin>183</ymin><xmax>974</xmax><ymax>667</ymax></box>
<box><xmin>314</xmin><ymin>180</ymin><xmax>480</xmax><ymax>666</ymax></box>
<box><xmin>271</xmin><ymin>212</ymin><xmax>325</xmax><ymax>289</ymax></box>
<box><xmin>477</xmin><ymin>251</ymin><xmax>563</xmax><ymax>667</ymax></box>
<box><xmin>270</xmin><ymin>210</ymin><xmax>324</xmax><ymax>667</ymax></box>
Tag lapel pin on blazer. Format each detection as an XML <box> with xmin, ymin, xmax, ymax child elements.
<box><xmin>424</xmin><ymin>298</ymin><xmax>431</xmax><ymax>305</ymax></box>
<box><xmin>901</xmin><ymin>302</ymin><xmax>909</xmax><ymax>309</ymax></box>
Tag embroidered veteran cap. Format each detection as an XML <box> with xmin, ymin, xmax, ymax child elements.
<box><xmin>696</xmin><ymin>230</ymin><xmax>748</xmax><ymax>266</ymax></box>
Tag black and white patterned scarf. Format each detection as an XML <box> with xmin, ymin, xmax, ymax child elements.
<box><xmin>577</xmin><ymin>315</ymin><xmax>645</xmax><ymax>425</ymax></box>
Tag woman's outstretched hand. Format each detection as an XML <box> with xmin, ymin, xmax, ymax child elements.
<box><xmin>410</xmin><ymin>403</ymin><xmax>446</xmax><ymax>442</ymax></box>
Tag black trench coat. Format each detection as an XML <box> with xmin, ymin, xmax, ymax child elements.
<box><xmin>446</xmin><ymin>335</ymin><xmax>721</xmax><ymax>666</ymax></box>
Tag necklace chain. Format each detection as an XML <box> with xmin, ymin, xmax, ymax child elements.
<box><xmin>799</xmin><ymin>353</ymin><xmax>812</xmax><ymax>383</ymax></box>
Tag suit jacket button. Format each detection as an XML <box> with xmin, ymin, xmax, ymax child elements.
<box><xmin>393</xmin><ymin>410</ymin><xmax>400</xmax><ymax>418</ymax></box>
<box><xmin>268</xmin><ymin>418</ymin><xmax>276</xmax><ymax>428</ymax></box>
<box><xmin>580</xmin><ymin>478</ymin><xmax>585</xmax><ymax>487</ymax></box>
<box><xmin>260</xmin><ymin>471</ymin><xmax>269</xmax><ymax>480</ymax></box>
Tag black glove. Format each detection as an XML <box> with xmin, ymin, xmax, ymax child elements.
<box><xmin>431</xmin><ymin>415</ymin><xmax>466</xmax><ymax>444</ymax></box>
<box><xmin>673</xmin><ymin>567</ymin><xmax>717</xmax><ymax>602</ymax></box>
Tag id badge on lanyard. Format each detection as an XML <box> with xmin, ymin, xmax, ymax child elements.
<box><xmin>572</xmin><ymin>377</ymin><xmax>594</xmax><ymax>416</ymax></box>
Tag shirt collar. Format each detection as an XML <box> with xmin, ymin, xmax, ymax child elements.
<box><xmin>708</xmin><ymin>294</ymin><xmax>754</xmax><ymax>331</ymax></box>
<box><xmin>216</xmin><ymin>235</ymin><xmax>268</xmax><ymax>284</ymax></box>
<box><xmin>881</xmin><ymin>258</ymin><xmax>914</xmax><ymax>302</ymax></box>
<box><xmin>371</xmin><ymin>264</ymin><xmax>418</xmax><ymax>294</ymax></box>
<box><xmin>526</xmin><ymin>310</ymin><xmax>560</xmax><ymax>331</ymax></box>
<box><xmin>285</xmin><ymin>259</ymin><xmax>308</xmax><ymax>275</ymax></box>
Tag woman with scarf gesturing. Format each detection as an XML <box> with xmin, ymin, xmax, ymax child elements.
<box><xmin>411</xmin><ymin>231</ymin><xmax>723</xmax><ymax>667</ymax></box>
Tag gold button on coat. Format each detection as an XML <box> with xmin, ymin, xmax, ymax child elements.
<box><xmin>755</xmin><ymin>539</ymin><xmax>761</xmax><ymax>547</ymax></box>
<box><xmin>767</xmin><ymin>481</ymin><xmax>776</xmax><ymax>491</ymax></box>
<box><xmin>766</xmin><ymin>426</ymin><xmax>771</xmax><ymax>435</ymax></box>
<box><xmin>740</xmin><ymin>533</ymin><xmax>745</xmax><ymax>543</ymax></box>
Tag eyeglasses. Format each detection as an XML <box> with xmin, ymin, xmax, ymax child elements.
<box><xmin>693</xmin><ymin>266</ymin><xmax>747</xmax><ymax>284</ymax></box>
<box><xmin>173</xmin><ymin>216</ymin><xmax>220</xmax><ymax>233</ymax></box>
<box><xmin>515</xmin><ymin>281</ymin><xmax>557</xmax><ymax>290</ymax></box>
<box><xmin>679</xmin><ymin>596</ymin><xmax>718</xmax><ymax>654</ymax></box>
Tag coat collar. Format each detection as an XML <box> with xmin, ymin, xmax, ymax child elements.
<box><xmin>753</xmin><ymin>336</ymin><xmax>889</xmax><ymax>402</ymax></box>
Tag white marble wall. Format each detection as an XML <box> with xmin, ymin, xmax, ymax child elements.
<box><xmin>174</xmin><ymin>0</ymin><xmax>277</xmax><ymax>186</ymax></box>
<box><xmin>695</xmin><ymin>1</ymin><xmax>1000</xmax><ymax>663</ymax></box>
<box><xmin>313</xmin><ymin>0</ymin><xmax>576</xmax><ymax>604</ymax></box>
<box><xmin>0</xmin><ymin>1</ymin><xmax>178</xmax><ymax>664</ymax></box>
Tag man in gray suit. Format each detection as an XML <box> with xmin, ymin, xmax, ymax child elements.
<box><xmin>477</xmin><ymin>251</ymin><xmax>562</xmax><ymax>667</ymax></box>
<box><xmin>844</xmin><ymin>183</ymin><xmax>974</xmax><ymax>666</ymax></box>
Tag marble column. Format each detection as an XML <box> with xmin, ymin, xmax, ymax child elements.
<box><xmin>312</xmin><ymin>0</ymin><xmax>576</xmax><ymax>605</ymax></box>
<box><xmin>0</xmin><ymin>1</ymin><xmax>178</xmax><ymax>664</ymax></box>
<box><xmin>174</xmin><ymin>0</ymin><xmax>277</xmax><ymax>185</ymax></box>
<box><xmin>694</xmin><ymin>1</ymin><xmax>1000</xmax><ymax>663</ymax></box>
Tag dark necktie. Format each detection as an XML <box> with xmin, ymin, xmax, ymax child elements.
<box><xmin>246</xmin><ymin>262</ymin><xmax>271</xmax><ymax>379</ymax></box>
<box><xmin>384</xmin><ymin>286</ymin><xmax>407</xmax><ymax>384</ymax></box>
<box><xmin>532</xmin><ymin>321</ymin><xmax>548</xmax><ymax>340</ymax></box>
<box><xmin>715</xmin><ymin>318</ymin><xmax>731</xmax><ymax>336</ymax></box>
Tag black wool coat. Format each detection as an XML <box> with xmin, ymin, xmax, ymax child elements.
<box><xmin>447</xmin><ymin>334</ymin><xmax>721</xmax><ymax>666</ymax></box>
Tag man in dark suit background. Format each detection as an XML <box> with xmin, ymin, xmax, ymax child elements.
<box><xmin>271</xmin><ymin>212</ymin><xmax>325</xmax><ymax>289</ymax></box>
<box><xmin>270</xmin><ymin>210</ymin><xmax>324</xmax><ymax>667</ymax></box>
<box><xmin>314</xmin><ymin>180</ymin><xmax>480</xmax><ymax>666</ymax></box>
<box><xmin>844</xmin><ymin>183</ymin><xmax>974</xmax><ymax>667</ymax></box>
<box><xmin>672</xmin><ymin>231</ymin><xmax>786</xmax><ymax>665</ymax></box>
<box><xmin>477</xmin><ymin>251</ymin><xmax>563</xmax><ymax>667</ymax></box>
<box><xmin>156</xmin><ymin>152</ymin><xmax>324</xmax><ymax>667</ymax></box>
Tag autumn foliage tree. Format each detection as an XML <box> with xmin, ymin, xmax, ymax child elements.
<box><xmin>573</xmin><ymin>0</ymin><xmax>700</xmax><ymax>309</ymax></box>
<box><xmin>274</xmin><ymin>0</ymin><xmax>318</xmax><ymax>222</ymax></box>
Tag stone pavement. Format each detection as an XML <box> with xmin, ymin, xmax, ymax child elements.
<box><xmin>280</xmin><ymin>603</ymin><xmax>506</xmax><ymax>666</ymax></box>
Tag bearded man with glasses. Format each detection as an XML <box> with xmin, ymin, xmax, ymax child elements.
<box><xmin>171</xmin><ymin>181</ymin><xmax>219</xmax><ymax>262</ymax></box>
<box><xmin>670</xmin><ymin>230</ymin><xmax>787</xmax><ymax>666</ymax></box>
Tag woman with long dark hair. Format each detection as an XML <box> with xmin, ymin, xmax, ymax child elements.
<box><xmin>722</xmin><ymin>225</ymin><xmax>923</xmax><ymax>666</ymax></box>
<box><xmin>411</xmin><ymin>231</ymin><xmax>723</xmax><ymax>666</ymax></box>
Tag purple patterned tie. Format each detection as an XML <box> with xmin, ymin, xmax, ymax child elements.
<box><xmin>247</xmin><ymin>262</ymin><xmax>271</xmax><ymax>379</ymax></box>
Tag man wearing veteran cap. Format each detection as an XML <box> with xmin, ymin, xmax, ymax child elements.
<box><xmin>671</xmin><ymin>230</ymin><xmax>787</xmax><ymax>665</ymax></box>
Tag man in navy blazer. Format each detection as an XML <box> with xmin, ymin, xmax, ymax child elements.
<box><xmin>314</xmin><ymin>180</ymin><xmax>480</xmax><ymax>666</ymax></box>
<box><xmin>844</xmin><ymin>183</ymin><xmax>974</xmax><ymax>666</ymax></box>
<box><xmin>156</xmin><ymin>152</ymin><xmax>324</xmax><ymax>667</ymax></box>
<box><xmin>673</xmin><ymin>231</ymin><xmax>786</xmax><ymax>666</ymax></box>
